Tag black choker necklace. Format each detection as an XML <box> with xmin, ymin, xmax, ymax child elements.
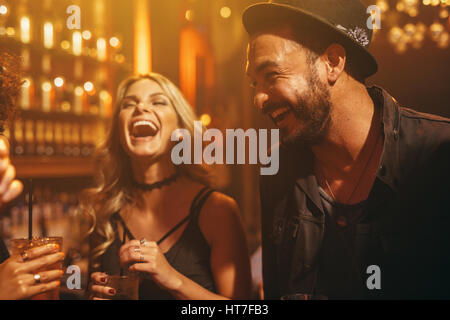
<box><xmin>134</xmin><ymin>172</ymin><xmax>180</xmax><ymax>191</ymax></box>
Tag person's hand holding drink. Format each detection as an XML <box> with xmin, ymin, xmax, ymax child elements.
<box><xmin>90</xmin><ymin>272</ymin><xmax>139</xmax><ymax>300</ymax></box>
<box><xmin>0</xmin><ymin>241</ymin><xmax>65</xmax><ymax>300</ymax></box>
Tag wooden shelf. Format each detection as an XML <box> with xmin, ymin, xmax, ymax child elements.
<box><xmin>18</xmin><ymin>109</ymin><xmax>111</xmax><ymax>123</ymax></box>
<box><xmin>12</xmin><ymin>156</ymin><xmax>96</xmax><ymax>179</ymax></box>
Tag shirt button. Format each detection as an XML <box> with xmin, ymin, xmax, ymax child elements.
<box><xmin>393</xmin><ymin>130</ymin><xmax>399</xmax><ymax>140</ymax></box>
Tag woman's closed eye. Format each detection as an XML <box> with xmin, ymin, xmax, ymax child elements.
<box><xmin>152</xmin><ymin>100</ymin><xmax>168</xmax><ymax>106</ymax></box>
<box><xmin>122</xmin><ymin>102</ymin><xmax>137</xmax><ymax>109</ymax></box>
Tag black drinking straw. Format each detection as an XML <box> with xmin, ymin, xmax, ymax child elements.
<box><xmin>28</xmin><ymin>179</ymin><xmax>33</xmax><ymax>240</ymax></box>
<box><xmin>120</xmin><ymin>228</ymin><xmax>126</xmax><ymax>276</ymax></box>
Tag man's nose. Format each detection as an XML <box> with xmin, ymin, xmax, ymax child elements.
<box><xmin>253</xmin><ymin>90</ymin><xmax>269</xmax><ymax>112</ymax></box>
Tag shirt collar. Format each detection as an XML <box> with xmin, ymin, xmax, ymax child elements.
<box><xmin>291</xmin><ymin>85</ymin><xmax>400</xmax><ymax>210</ymax></box>
<box><xmin>367</xmin><ymin>85</ymin><xmax>400</xmax><ymax>192</ymax></box>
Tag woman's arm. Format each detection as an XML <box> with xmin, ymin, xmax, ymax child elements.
<box><xmin>121</xmin><ymin>192</ymin><xmax>252</xmax><ymax>300</ymax></box>
<box><xmin>197</xmin><ymin>192</ymin><xmax>252</xmax><ymax>300</ymax></box>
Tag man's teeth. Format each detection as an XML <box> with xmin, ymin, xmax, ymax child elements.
<box><xmin>271</xmin><ymin>107</ymin><xmax>290</xmax><ymax>119</ymax></box>
<box><xmin>133</xmin><ymin>120</ymin><xmax>157</xmax><ymax>131</ymax></box>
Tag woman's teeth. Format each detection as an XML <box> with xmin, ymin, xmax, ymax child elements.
<box><xmin>132</xmin><ymin>120</ymin><xmax>158</xmax><ymax>137</ymax></box>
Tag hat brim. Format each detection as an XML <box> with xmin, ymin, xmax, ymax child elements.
<box><xmin>242</xmin><ymin>3</ymin><xmax>378</xmax><ymax>78</ymax></box>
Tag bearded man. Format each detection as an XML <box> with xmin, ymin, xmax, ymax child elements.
<box><xmin>244</xmin><ymin>0</ymin><xmax>450</xmax><ymax>299</ymax></box>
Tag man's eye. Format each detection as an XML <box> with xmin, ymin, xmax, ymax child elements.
<box><xmin>153</xmin><ymin>100</ymin><xmax>167</xmax><ymax>106</ymax></box>
<box><xmin>265</xmin><ymin>72</ymin><xmax>279</xmax><ymax>80</ymax></box>
<box><xmin>122</xmin><ymin>103</ymin><xmax>136</xmax><ymax>108</ymax></box>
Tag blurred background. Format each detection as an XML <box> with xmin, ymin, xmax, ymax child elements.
<box><xmin>0</xmin><ymin>0</ymin><xmax>448</xmax><ymax>298</ymax></box>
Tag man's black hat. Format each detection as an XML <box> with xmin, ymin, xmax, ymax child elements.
<box><xmin>242</xmin><ymin>0</ymin><xmax>378</xmax><ymax>78</ymax></box>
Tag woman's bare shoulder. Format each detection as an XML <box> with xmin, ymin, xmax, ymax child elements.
<box><xmin>197</xmin><ymin>190</ymin><xmax>243</xmax><ymax>245</ymax></box>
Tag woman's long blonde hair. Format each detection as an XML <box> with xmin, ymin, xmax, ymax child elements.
<box><xmin>82</xmin><ymin>73</ymin><xmax>211</xmax><ymax>268</ymax></box>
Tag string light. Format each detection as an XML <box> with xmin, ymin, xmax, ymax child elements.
<box><xmin>185</xmin><ymin>10</ymin><xmax>193</xmax><ymax>21</ymax></box>
<box><xmin>220</xmin><ymin>7</ymin><xmax>232</xmax><ymax>19</ymax></box>
<box><xmin>0</xmin><ymin>5</ymin><xmax>8</xmax><ymax>15</ymax></box>
<box><xmin>387</xmin><ymin>1</ymin><xmax>450</xmax><ymax>52</ymax></box>
<box><xmin>109</xmin><ymin>36</ymin><xmax>120</xmax><ymax>48</ymax></box>
<box><xmin>200</xmin><ymin>114</ymin><xmax>212</xmax><ymax>127</ymax></box>
<box><xmin>83</xmin><ymin>81</ymin><xmax>94</xmax><ymax>92</ymax></box>
<box><xmin>82</xmin><ymin>30</ymin><xmax>92</xmax><ymax>40</ymax></box>
<box><xmin>54</xmin><ymin>77</ymin><xmax>64</xmax><ymax>88</ymax></box>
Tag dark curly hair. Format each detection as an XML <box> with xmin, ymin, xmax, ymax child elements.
<box><xmin>0</xmin><ymin>52</ymin><xmax>22</xmax><ymax>132</ymax></box>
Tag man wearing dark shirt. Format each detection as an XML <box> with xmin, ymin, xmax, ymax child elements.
<box><xmin>244</xmin><ymin>0</ymin><xmax>450</xmax><ymax>299</ymax></box>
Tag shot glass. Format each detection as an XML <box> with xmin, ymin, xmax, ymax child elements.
<box><xmin>103</xmin><ymin>274</ymin><xmax>139</xmax><ymax>300</ymax></box>
<box><xmin>11</xmin><ymin>236</ymin><xmax>63</xmax><ymax>300</ymax></box>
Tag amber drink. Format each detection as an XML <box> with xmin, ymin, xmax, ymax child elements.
<box><xmin>11</xmin><ymin>237</ymin><xmax>63</xmax><ymax>300</ymax></box>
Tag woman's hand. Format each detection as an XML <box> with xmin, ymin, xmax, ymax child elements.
<box><xmin>0</xmin><ymin>244</ymin><xmax>64</xmax><ymax>300</ymax></box>
<box><xmin>119</xmin><ymin>240</ymin><xmax>182</xmax><ymax>292</ymax></box>
<box><xmin>89</xmin><ymin>272</ymin><xmax>116</xmax><ymax>300</ymax></box>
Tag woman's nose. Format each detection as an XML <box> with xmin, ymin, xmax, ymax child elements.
<box><xmin>133</xmin><ymin>103</ymin><xmax>151</xmax><ymax>114</ymax></box>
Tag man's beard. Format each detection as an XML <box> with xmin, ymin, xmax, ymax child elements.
<box><xmin>283</xmin><ymin>64</ymin><xmax>332</xmax><ymax>147</ymax></box>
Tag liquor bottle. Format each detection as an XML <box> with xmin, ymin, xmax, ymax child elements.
<box><xmin>35</xmin><ymin>120</ymin><xmax>45</xmax><ymax>156</ymax></box>
<box><xmin>73</xmin><ymin>85</ymin><xmax>85</xmax><ymax>115</ymax></box>
<box><xmin>44</xmin><ymin>121</ymin><xmax>54</xmax><ymax>156</ymax></box>
<box><xmin>98</xmin><ymin>86</ymin><xmax>112</xmax><ymax>118</ymax></box>
<box><xmin>24</xmin><ymin>119</ymin><xmax>35</xmax><ymax>155</ymax></box>
<box><xmin>63</xmin><ymin>122</ymin><xmax>72</xmax><ymax>156</ymax></box>
<box><xmin>40</xmin><ymin>77</ymin><xmax>54</xmax><ymax>112</ymax></box>
<box><xmin>12</xmin><ymin>120</ymin><xmax>24</xmax><ymax>156</ymax></box>
<box><xmin>54</xmin><ymin>120</ymin><xmax>64</xmax><ymax>156</ymax></box>
<box><xmin>71</xmin><ymin>122</ymin><xmax>81</xmax><ymax>157</ymax></box>
<box><xmin>19</xmin><ymin>77</ymin><xmax>34</xmax><ymax>110</ymax></box>
<box><xmin>80</xmin><ymin>123</ymin><xmax>92</xmax><ymax>157</ymax></box>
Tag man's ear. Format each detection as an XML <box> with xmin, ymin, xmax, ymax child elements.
<box><xmin>322</xmin><ymin>43</ymin><xmax>346</xmax><ymax>84</ymax></box>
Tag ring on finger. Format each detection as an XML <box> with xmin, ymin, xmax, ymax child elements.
<box><xmin>139</xmin><ymin>254</ymin><xmax>145</xmax><ymax>262</ymax></box>
<box><xmin>133</xmin><ymin>246</ymin><xmax>141</xmax><ymax>253</ymax></box>
<box><xmin>33</xmin><ymin>273</ymin><xmax>41</xmax><ymax>284</ymax></box>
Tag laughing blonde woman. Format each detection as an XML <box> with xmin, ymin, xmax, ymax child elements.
<box><xmin>84</xmin><ymin>73</ymin><xmax>252</xmax><ymax>300</ymax></box>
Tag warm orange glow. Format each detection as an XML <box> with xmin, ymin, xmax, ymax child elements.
<box><xmin>134</xmin><ymin>0</ymin><xmax>152</xmax><ymax>74</ymax></box>
<box><xmin>54</xmin><ymin>77</ymin><xmax>64</xmax><ymax>88</ymax></box>
<box><xmin>220</xmin><ymin>7</ymin><xmax>232</xmax><ymax>19</ymax></box>
<box><xmin>200</xmin><ymin>114</ymin><xmax>212</xmax><ymax>127</ymax></box>
<box><xmin>82</xmin><ymin>30</ymin><xmax>92</xmax><ymax>40</ymax></box>
<box><xmin>20</xmin><ymin>16</ymin><xmax>31</xmax><ymax>44</ymax></box>
<box><xmin>97</xmin><ymin>38</ymin><xmax>107</xmax><ymax>61</ymax></box>
<box><xmin>43</xmin><ymin>22</ymin><xmax>54</xmax><ymax>49</ymax></box>
<box><xmin>0</xmin><ymin>5</ymin><xmax>7</xmax><ymax>15</ymax></box>
<box><xmin>72</xmin><ymin>31</ymin><xmax>82</xmax><ymax>56</ymax></box>
<box><xmin>179</xmin><ymin>27</ymin><xmax>215</xmax><ymax>111</ymax></box>
<box><xmin>109</xmin><ymin>37</ymin><xmax>120</xmax><ymax>48</ymax></box>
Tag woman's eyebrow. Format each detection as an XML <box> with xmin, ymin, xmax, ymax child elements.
<box><xmin>122</xmin><ymin>95</ymin><xmax>139</xmax><ymax>103</ymax></box>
